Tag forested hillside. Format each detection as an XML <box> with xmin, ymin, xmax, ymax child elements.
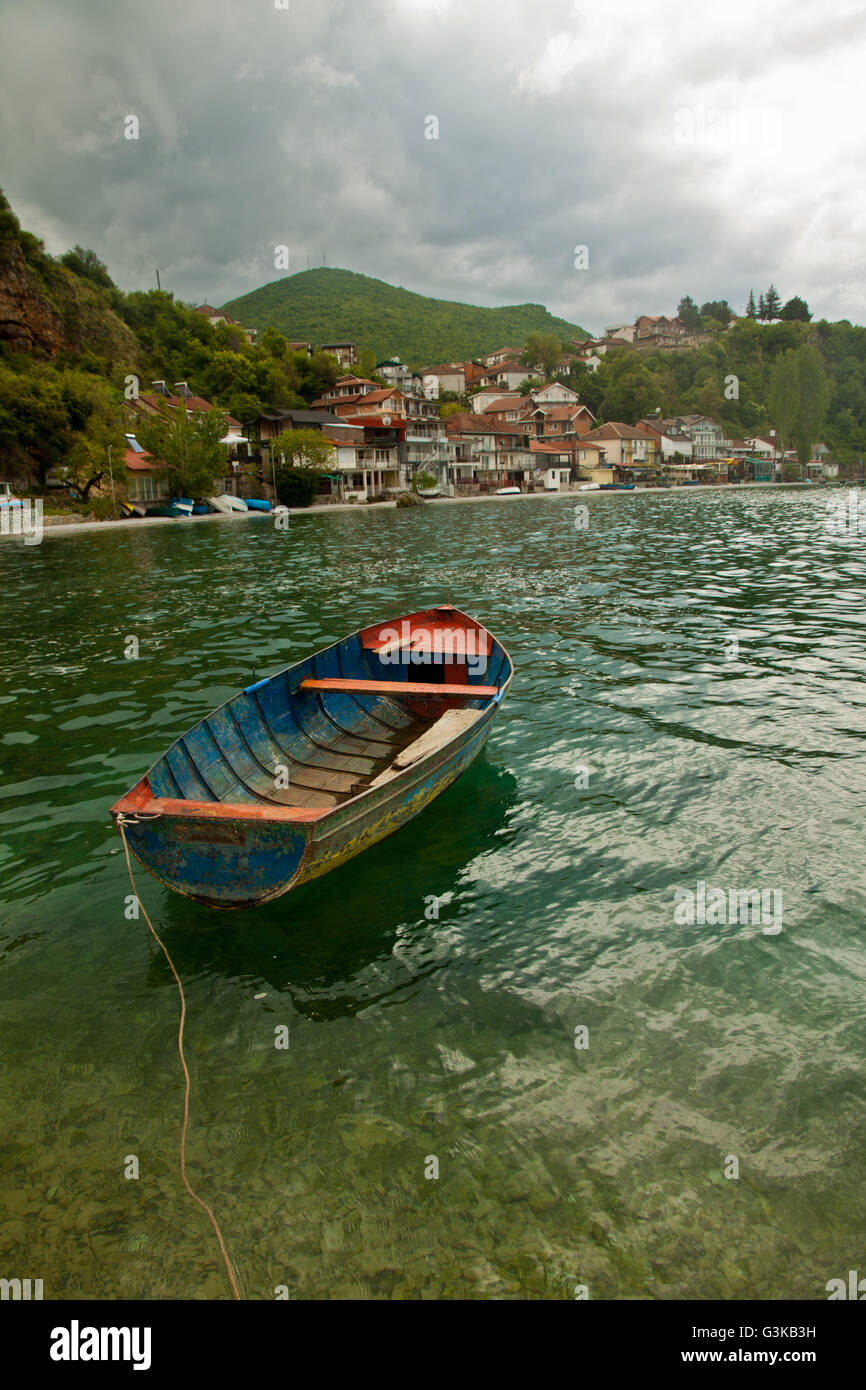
<box><xmin>223</xmin><ymin>267</ymin><xmax>589</xmax><ymax>366</ymax></box>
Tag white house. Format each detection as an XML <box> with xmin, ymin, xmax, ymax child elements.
<box><xmin>605</xmin><ymin>324</ymin><xmax>636</xmax><ymax>343</ymax></box>
<box><xmin>530</xmin><ymin>383</ymin><xmax>581</xmax><ymax>407</ymax></box>
<box><xmin>472</xmin><ymin>389</ymin><xmax>522</xmax><ymax>415</ymax></box>
<box><xmin>482</xmin><ymin>361</ymin><xmax>531</xmax><ymax>391</ymax></box>
<box><xmin>421</xmin><ymin>363</ymin><xmax>467</xmax><ymax>395</ymax></box>
<box><xmin>376</xmin><ymin>358</ymin><xmax>414</xmax><ymax>391</ymax></box>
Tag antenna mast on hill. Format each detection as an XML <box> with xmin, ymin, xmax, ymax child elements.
<box><xmin>156</xmin><ymin>268</ymin><xmax>161</xmax><ymax>291</ymax></box>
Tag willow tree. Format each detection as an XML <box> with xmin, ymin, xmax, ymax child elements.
<box><xmin>768</xmin><ymin>345</ymin><xmax>829</xmax><ymax>462</ymax></box>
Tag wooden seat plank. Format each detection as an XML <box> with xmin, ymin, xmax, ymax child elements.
<box><xmin>300</xmin><ymin>678</ymin><xmax>499</xmax><ymax>699</ymax></box>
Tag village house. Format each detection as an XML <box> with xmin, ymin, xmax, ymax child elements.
<box><xmin>464</xmin><ymin>362</ymin><xmax>488</xmax><ymax>391</ymax></box>
<box><xmin>444</xmin><ymin>412</ymin><xmax>532</xmax><ymax>491</ymax></box>
<box><xmin>571</xmin><ymin>337</ymin><xmax>628</xmax><ymax>370</ymax></box>
<box><xmin>376</xmin><ymin>358</ymin><xmax>415</xmax><ymax>391</ymax></box>
<box><xmin>530</xmin><ymin>440</ymin><xmax>574</xmax><ymax>491</ymax></box>
<box><xmin>127</xmin><ymin>383</ymin><xmax>251</xmax><ymax>500</ymax></box>
<box><xmin>525</xmin><ymin>403</ymin><xmax>595</xmax><ymax>440</ymax></box>
<box><xmin>484</xmin><ymin>396</ymin><xmax>531</xmax><ymax>424</ymax></box>
<box><xmin>444</xmin><ymin>412</ymin><xmax>494</xmax><ymax>487</ymax></box>
<box><xmin>247</xmin><ymin>407</ymin><xmax>345</xmax><ymax>456</ymax></box>
<box><xmin>330</xmin><ymin>388</ymin><xmax>409</xmax><ymax>420</ymax></box>
<box><xmin>634</xmin><ymin>315</ymin><xmax>687</xmax><ymax>349</ymax></box>
<box><xmin>530</xmin><ymin>382</ymin><xmax>582</xmax><ymax>408</ymax></box>
<box><xmin>482</xmin><ymin>347</ymin><xmax>518</xmax><ymax>368</ymax></box>
<box><xmin>480</xmin><ymin>359</ymin><xmax>532</xmax><ymax>392</ymax></box>
<box><xmin>123</xmin><ymin>433</ymin><xmax>165</xmax><ymax>505</ymax></box>
<box><xmin>130</xmin><ymin>381</ymin><xmax>242</xmax><ymax>435</ymax></box>
<box><xmin>403</xmin><ymin>396</ymin><xmax>449</xmax><ymax>483</ymax></box>
<box><xmin>421</xmin><ymin>363</ymin><xmax>467</xmax><ymax>396</ymax></box>
<box><xmin>672</xmin><ymin>415</ymin><xmax>730</xmax><ymax>460</ymax></box>
<box><xmin>638</xmin><ymin>418</ymin><xmax>694</xmax><ymax>460</ymax></box>
<box><xmin>286</xmin><ymin>341</ymin><xmax>313</xmax><ymax>357</ymax></box>
<box><xmin>312</xmin><ymin>375</ymin><xmax>380</xmax><ymax>408</ymax></box>
<box><xmin>805</xmin><ymin>443</ymin><xmax>838</xmax><ymax>479</ymax></box>
<box><xmin>605</xmin><ymin>324</ymin><xmax>636</xmax><ymax>343</ymax></box>
<box><xmin>579</xmin><ymin>422</ymin><xmax>660</xmax><ymax>473</ymax></box>
<box><xmin>472</xmin><ymin>389</ymin><xmax>522</xmax><ymax>415</ymax></box>
<box><xmin>319</xmin><ymin>342</ymin><xmax>359</xmax><ymax>369</ymax></box>
<box><xmin>195</xmin><ymin>305</ymin><xmax>257</xmax><ymax>346</ymax></box>
<box><xmin>577</xmin><ymin>440</ymin><xmax>608</xmax><ymax>481</ymax></box>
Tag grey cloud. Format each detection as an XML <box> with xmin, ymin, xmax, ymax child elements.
<box><xmin>0</xmin><ymin>0</ymin><xmax>862</xmax><ymax>334</ymax></box>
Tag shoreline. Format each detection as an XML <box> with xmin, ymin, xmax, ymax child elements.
<box><xmin>1</xmin><ymin>479</ymin><xmax>830</xmax><ymax>540</ymax></box>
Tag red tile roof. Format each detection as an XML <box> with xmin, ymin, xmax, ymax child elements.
<box><xmin>581</xmin><ymin>422</ymin><xmax>656</xmax><ymax>441</ymax></box>
<box><xmin>133</xmin><ymin>394</ymin><xmax>241</xmax><ymax>430</ymax></box>
<box><xmin>124</xmin><ymin>447</ymin><xmax>161</xmax><ymax>472</ymax></box>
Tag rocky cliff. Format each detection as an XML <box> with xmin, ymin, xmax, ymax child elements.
<box><xmin>0</xmin><ymin>234</ymin><xmax>138</xmax><ymax>367</ymax></box>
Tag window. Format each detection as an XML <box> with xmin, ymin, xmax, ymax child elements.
<box><xmin>130</xmin><ymin>475</ymin><xmax>157</xmax><ymax>501</ymax></box>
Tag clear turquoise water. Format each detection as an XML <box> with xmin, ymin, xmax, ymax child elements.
<box><xmin>1</xmin><ymin>487</ymin><xmax>865</xmax><ymax>1300</ymax></box>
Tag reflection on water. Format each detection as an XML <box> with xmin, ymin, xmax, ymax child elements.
<box><xmin>155</xmin><ymin>761</ymin><xmax>520</xmax><ymax>1020</ymax></box>
<box><xmin>1</xmin><ymin>487</ymin><xmax>865</xmax><ymax>1299</ymax></box>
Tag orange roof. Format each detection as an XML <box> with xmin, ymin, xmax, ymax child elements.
<box><xmin>124</xmin><ymin>447</ymin><xmax>161</xmax><ymax>472</ymax></box>
<box><xmin>134</xmin><ymin>394</ymin><xmax>241</xmax><ymax>430</ymax></box>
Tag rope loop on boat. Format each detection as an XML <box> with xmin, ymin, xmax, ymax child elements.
<box><xmin>117</xmin><ymin>819</ymin><xmax>241</xmax><ymax>1301</ymax></box>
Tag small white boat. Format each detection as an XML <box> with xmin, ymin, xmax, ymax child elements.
<box><xmin>417</xmin><ymin>487</ymin><xmax>441</xmax><ymax>499</ymax></box>
<box><xmin>496</xmin><ymin>487</ymin><xmax>521</xmax><ymax>496</ymax></box>
<box><xmin>578</xmin><ymin>483</ymin><xmax>600</xmax><ymax>492</ymax></box>
<box><xmin>208</xmin><ymin>496</ymin><xmax>234</xmax><ymax>514</ymax></box>
<box><xmin>218</xmin><ymin>495</ymin><xmax>249</xmax><ymax>513</ymax></box>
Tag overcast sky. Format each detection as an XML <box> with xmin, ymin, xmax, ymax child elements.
<box><xmin>2</xmin><ymin>0</ymin><xmax>865</xmax><ymax>334</ymax></box>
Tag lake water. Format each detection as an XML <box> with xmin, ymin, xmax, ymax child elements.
<box><xmin>1</xmin><ymin>485</ymin><xmax>865</xmax><ymax>1300</ymax></box>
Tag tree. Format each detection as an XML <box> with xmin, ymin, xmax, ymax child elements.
<box><xmin>517</xmin><ymin>376</ymin><xmax>545</xmax><ymax>395</ymax></box>
<box><xmin>58</xmin><ymin>378</ymin><xmax>126</xmax><ymax>502</ymax></box>
<box><xmin>136</xmin><ymin>403</ymin><xmax>230</xmax><ymax>499</ymax></box>
<box><xmin>758</xmin><ymin>293</ymin><xmax>767</xmax><ymax>321</ymax></box>
<box><xmin>357</xmin><ymin>348</ymin><xmax>385</xmax><ymax>382</ymax></box>
<box><xmin>767</xmin><ymin>350</ymin><xmax>799</xmax><ymax>454</ymax></box>
<box><xmin>779</xmin><ymin>296</ymin><xmax>812</xmax><ymax>322</ymax></box>
<box><xmin>61</xmin><ymin>245</ymin><xmax>115</xmax><ymax>290</ymax></box>
<box><xmin>768</xmin><ymin>344</ymin><xmax>829</xmax><ymax>462</ymax></box>
<box><xmin>765</xmin><ymin>284</ymin><xmax>782</xmax><ymax>320</ymax></box>
<box><xmin>677</xmin><ymin>296</ymin><xmax>702</xmax><ymax>332</ymax></box>
<box><xmin>273</xmin><ymin>466</ymin><xmax>322</xmax><ymax>508</ymax></box>
<box><xmin>792</xmin><ymin>344</ymin><xmax>830</xmax><ymax>462</ymax></box>
<box><xmin>700</xmin><ymin>299</ymin><xmax>732</xmax><ymax>327</ymax></box>
<box><xmin>268</xmin><ymin>427</ymin><xmax>337</xmax><ymax>471</ymax></box>
<box><xmin>599</xmin><ymin>362</ymin><xmax>658</xmax><ymax>422</ymax></box>
<box><xmin>745</xmin><ymin>290</ymin><xmax>758</xmax><ymax>319</ymax></box>
<box><xmin>260</xmin><ymin>325</ymin><xmax>288</xmax><ymax>359</ymax></box>
<box><xmin>521</xmin><ymin>331</ymin><xmax>561</xmax><ymax>379</ymax></box>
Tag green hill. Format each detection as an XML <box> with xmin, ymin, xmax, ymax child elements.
<box><xmin>222</xmin><ymin>267</ymin><xmax>589</xmax><ymax>366</ymax></box>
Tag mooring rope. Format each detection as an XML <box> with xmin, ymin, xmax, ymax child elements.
<box><xmin>117</xmin><ymin>816</ymin><xmax>241</xmax><ymax>1301</ymax></box>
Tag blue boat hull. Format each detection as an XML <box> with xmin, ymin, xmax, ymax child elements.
<box><xmin>111</xmin><ymin>606</ymin><xmax>513</xmax><ymax>909</ymax></box>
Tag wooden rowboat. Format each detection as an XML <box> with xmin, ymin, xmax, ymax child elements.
<box><xmin>111</xmin><ymin>605</ymin><xmax>513</xmax><ymax>909</ymax></box>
